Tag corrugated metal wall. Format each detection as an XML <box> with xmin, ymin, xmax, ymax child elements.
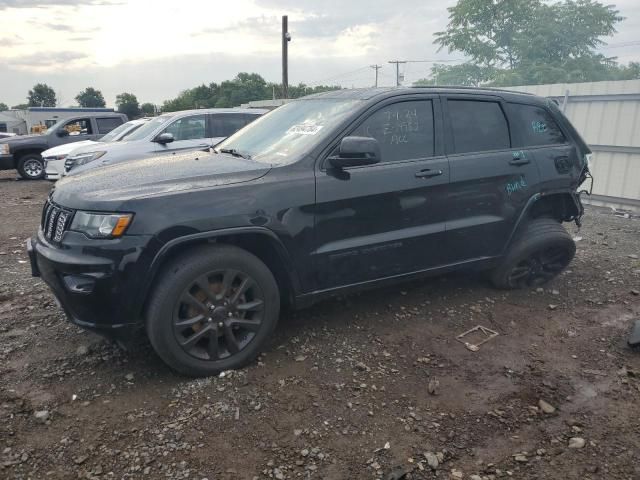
<box><xmin>510</xmin><ymin>80</ymin><xmax>640</xmax><ymax>211</ymax></box>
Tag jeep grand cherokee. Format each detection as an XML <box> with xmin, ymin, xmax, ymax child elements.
<box><xmin>28</xmin><ymin>87</ymin><xmax>591</xmax><ymax>376</ymax></box>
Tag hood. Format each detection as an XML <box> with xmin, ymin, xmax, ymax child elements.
<box><xmin>68</xmin><ymin>138</ymin><xmax>140</xmax><ymax>156</ymax></box>
<box><xmin>52</xmin><ymin>150</ymin><xmax>272</xmax><ymax>210</ymax></box>
<box><xmin>42</xmin><ymin>140</ymin><xmax>97</xmax><ymax>158</ymax></box>
<box><xmin>0</xmin><ymin>133</ymin><xmax>48</xmax><ymax>145</ymax></box>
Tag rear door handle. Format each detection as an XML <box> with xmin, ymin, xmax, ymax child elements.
<box><xmin>415</xmin><ymin>169</ymin><xmax>443</xmax><ymax>179</ymax></box>
<box><xmin>509</xmin><ymin>158</ymin><xmax>530</xmax><ymax>166</ymax></box>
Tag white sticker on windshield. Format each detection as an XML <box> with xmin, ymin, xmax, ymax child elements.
<box><xmin>286</xmin><ymin>124</ymin><xmax>323</xmax><ymax>135</ymax></box>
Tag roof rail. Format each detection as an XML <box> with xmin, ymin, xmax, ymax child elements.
<box><xmin>409</xmin><ymin>85</ymin><xmax>535</xmax><ymax>95</ymax></box>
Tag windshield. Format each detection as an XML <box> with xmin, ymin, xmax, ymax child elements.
<box><xmin>100</xmin><ymin>121</ymin><xmax>142</xmax><ymax>142</ymax></box>
<box><xmin>123</xmin><ymin>114</ymin><xmax>174</xmax><ymax>141</ymax></box>
<box><xmin>216</xmin><ymin>99</ymin><xmax>360</xmax><ymax>165</ymax></box>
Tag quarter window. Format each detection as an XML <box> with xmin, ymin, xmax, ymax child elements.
<box><xmin>96</xmin><ymin>117</ymin><xmax>123</xmax><ymax>134</ymax></box>
<box><xmin>352</xmin><ymin>100</ymin><xmax>435</xmax><ymax>163</ymax></box>
<box><xmin>447</xmin><ymin>100</ymin><xmax>510</xmax><ymax>154</ymax></box>
<box><xmin>163</xmin><ymin>115</ymin><xmax>206</xmax><ymax>141</ymax></box>
<box><xmin>506</xmin><ymin>103</ymin><xmax>566</xmax><ymax>146</ymax></box>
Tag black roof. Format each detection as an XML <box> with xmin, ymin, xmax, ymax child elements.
<box><xmin>303</xmin><ymin>86</ymin><xmax>538</xmax><ymax>103</ymax></box>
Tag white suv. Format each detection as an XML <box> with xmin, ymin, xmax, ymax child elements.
<box><xmin>64</xmin><ymin>108</ymin><xmax>266</xmax><ymax>175</ymax></box>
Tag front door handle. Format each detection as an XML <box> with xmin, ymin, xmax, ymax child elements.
<box><xmin>509</xmin><ymin>158</ymin><xmax>530</xmax><ymax>166</ymax></box>
<box><xmin>415</xmin><ymin>169</ymin><xmax>443</xmax><ymax>179</ymax></box>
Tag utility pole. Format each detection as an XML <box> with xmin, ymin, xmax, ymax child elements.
<box><xmin>282</xmin><ymin>15</ymin><xmax>291</xmax><ymax>99</ymax></box>
<box><xmin>388</xmin><ymin>60</ymin><xmax>407</xmax><ymax>86</ymax></box>
<box><xmin>370</xmin><ymin>64</ymin><xmax>382</xmax><ymax>87</ymax></box>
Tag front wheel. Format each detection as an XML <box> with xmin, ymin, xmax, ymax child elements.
<box><xmin>146</xmin><ymin>244</ymin><xmax>280</xmax><ymax>377</ymax></box>
<box><xmin>491</xmin><ymin>218</ymin><xmax>576</xmax><ymax>289</ymax></box>
<box><xmin>17</xmin><ymin>154</ymin><xmax>45</xmax><ymax>180</ymax></box>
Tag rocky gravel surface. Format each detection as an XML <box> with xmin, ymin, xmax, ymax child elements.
<box><xmin>1</xmin><ymin>170</ymin><xmax>639</xmax><ymax>479</ymax></box>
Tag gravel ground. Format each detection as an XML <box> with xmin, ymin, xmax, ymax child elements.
<box><xmin>1</xmin><ymin>170</ymin><xmax>639</xmax><ymax>480</ymax></box>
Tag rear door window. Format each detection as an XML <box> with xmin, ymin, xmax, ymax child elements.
<box><xmin>96</xmin><ymin>117</ymin><xmax>123</xmax><ymax>134</ymax></box>
<box><xmin>351</xmin><ymin>100</ymin><xmax>435</xmax><ymax>163</ymax></box>
<box><xmin>447</xmin><ymin>100</ymin><xmax>510</xmax><ymax>154</ymax></box>
<box><xmin>210</xmin><ymin>113</ymin><xmax>254</xmax><ymax>137</ymax></box>
<box><xmin>506</xmin><ymin>103</ymin><xmax>566</xmax><ymax>147</ymax></box>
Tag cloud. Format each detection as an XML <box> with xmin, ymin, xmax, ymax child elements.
<box><xmin>195</xmin><ymin>14</ymin><xmax>280</xmax><ymax>37</ymax></box>
<box><xmin>41</xmin><ymin>21</ymin><xmax>77</xmax><ymax>31</ymax></box>
<box><xmin>0</xmin><ymin>35</ymin><xmax>25</xmax><ymax>46</ymax></box>
<box><xmin>0</xmin><ymin>0</ymin><xmax>119</xmax><ymax>9</ymax></box>
<box><xmin>7</xmin><ymin>51</ymin><xmax>88</xmax><ymax>68</ymax></box>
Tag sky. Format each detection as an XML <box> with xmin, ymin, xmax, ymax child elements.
<box><xmin>1</xmin><ymin>0</ymin><xmax>640</xmax><ymax>108</ymax></box>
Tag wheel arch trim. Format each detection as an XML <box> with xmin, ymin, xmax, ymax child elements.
<box><xmin>136</xmin><ymin>226</ymin><xmax>301</xmax><ymax>317</ymax></box>
<box><xmin>504</xmin><ymin>190</ymin><xmax>582</xmax><ymax>253</ymax></box>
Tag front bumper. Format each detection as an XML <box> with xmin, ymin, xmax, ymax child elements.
<box><xmin>28</xmin><ymin>230</ymin><xmax>154</xmax><ymax>342</ymax></box>
<box><xmin>0</xmin><ymin>153</ymin><xmax>14</xmax><ymax>170</ymax></box>
<box><xmin>44</xmin><ymin>158</ymin><xmax>65</xmax><ymax>180</ymax></box>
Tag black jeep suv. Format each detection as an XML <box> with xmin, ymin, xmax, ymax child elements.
<box><xmin>28</xmin><ymin>87</ymin><xmax>591</xmax><ymax>376</ymax></box>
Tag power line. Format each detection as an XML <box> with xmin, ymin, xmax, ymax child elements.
<box><xmin>306</xmin><ymin>66</ymin><xmax>371</xmax><ymax>86</ymax></box>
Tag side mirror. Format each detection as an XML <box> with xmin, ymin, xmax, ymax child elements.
<box><xmin>329</xmin><ymin>136</ymin><xmax>380</xmax><ymax>169</ymax></box>
<box><xmin>57</xmin><ymin>129</ymin><xmax>69</xmax><ymax>137</ymax></box>
<box><xmin>155</xmin><ymin>132</ymin><xmax>174</xmax><ymax>144</ymax></box>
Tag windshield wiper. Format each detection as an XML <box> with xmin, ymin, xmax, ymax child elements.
<box><xmin>218</xmin><ymin>148</ymin><xmax>251</xmax><ymax>159</ymax></box>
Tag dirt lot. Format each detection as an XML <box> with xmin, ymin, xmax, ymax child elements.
<box><xmin>1</xmin><ymin>169</ymin><xmax>639</xmax><ymax>480</ymax></box>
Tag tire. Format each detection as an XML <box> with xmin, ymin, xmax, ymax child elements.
<box><xmin>491</xmin><ymin>218</ymin><xmax>576</xmax><ymax>290</ymax></box>
<box><xmin>17</xmin><ymin>154</ymin><xmax>46</xmax><ymax>180</ymax></box>
<box><xmin>146</xmin><ymin>244</ymin><xmax>280</xmax><ymax>377</ymax></box>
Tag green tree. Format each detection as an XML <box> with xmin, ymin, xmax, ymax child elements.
<box><xmin>435</xmin><ymin>0</ymin><xmax>539</xmax><ymax>68</ymax></box>
<box><xmin>11</xmin><ymin>103</ymin><xmax>29</xmax><ymax>110</ymax></box>
<box><xmin>140</xmin><ymin>102</ymin><xmax>156</xmax><ymax>116</ymax></box>
<box><xmin>161</xmin><ymin>73</ymin><xmax>341</xmax><ymax>112</ymax></box>
<box><xmin>115</xmin><ymin>92</ymin><xmax>140</xmax><ymax>119</ymax></box>
<box><xmin>75</xmin><ymin>87</ymin><xmax>106</xmax><ymax>108</ymax></box>
<box><xmin>0</xmin><ymin>102</ymin><xmax>8</xmax><ymax>111</ymax></box>
<box><xmin>27</xmin><ymin>83</ymin><xmax>57</xmax><ymax>107</ymax></box>
<box><xmin>414</xmin><ymin>63</ymin><xmax>493</xmax><ymax>87</ymax></box>
<box><xmin>434</xmin><ymin>0</ymin><xmax>624</xmax><ymax>85</ymax></box>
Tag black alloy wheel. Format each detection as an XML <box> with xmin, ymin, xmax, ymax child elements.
<box><xmin>506</xmin><ymin>246</ymin><xmax>573</xmax><ymax>288</ymax></box>
<box><xmin>491</xmin><ymin>218</ymin><xmax>576</xmax><ymax>290</ymax></box>
<box><xmin>146</xmin><ymin>244</ymin><xmax>280</xmax><ymax>376</ymax></box>
<box><xmin>173</xmin><ymin>269</ymin><xmax>265</xmax><ymax>361</ymax></box>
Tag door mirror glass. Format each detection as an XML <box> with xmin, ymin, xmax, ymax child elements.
<box><xmin>155</xmin><ymin>132</ymin><xmax>174</xmax><ymax>144</ymax></box>
<box><xmin>329</xmin><ymin>136</ymin><xmax>381</xmax><ymax>169</ymax></box>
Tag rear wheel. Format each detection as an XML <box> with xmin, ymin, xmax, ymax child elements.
<box><xmin>17</xmin><ymin>154</ymin><xmax>45</xmax><ymax>180</ymax></box>
<box><xmin>146</xmin><ymin>244</ymin><xmax>280</xmax><ymax>376</ymax></box>
<box><xmin>491</xmin><ymin>218</ymin><xmax>575</xmax><ymax>289</ymax></box>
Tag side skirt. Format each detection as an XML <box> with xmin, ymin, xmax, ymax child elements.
<box><xmin>294</xmin><ymin>255</ymin><xmax>499</xmax><ymax>309</ymax></box>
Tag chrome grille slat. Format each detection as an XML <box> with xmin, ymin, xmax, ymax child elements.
<box><xmin>40</xmin><ymin>199</ymin><xmax>74</xmax><ymax>243</ymax></box>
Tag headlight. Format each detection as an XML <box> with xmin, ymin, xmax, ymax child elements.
<box><xmin>43</xmin><ymin>154</ymin><xmax>67</xmax><ymax>161</ymax></box>
<box><xmin>70</xmin><ymin>212</ymin><xmax>133</xmax><ymax>238</ymax></box>
<box><xmin>68</xmin><ymin>151</ymin><xmax>106</xmax><ymax>166</ymax></box>
<box><xmin>0</xmin><ymin>144</ymin><xmax>9</xmax><ymax>155</ymax></box>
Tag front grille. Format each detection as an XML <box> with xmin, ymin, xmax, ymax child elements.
<box><xmin>41</xmin><ymin>200</ymin><xmax>74</xmax><ymax>243</ymax></box>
